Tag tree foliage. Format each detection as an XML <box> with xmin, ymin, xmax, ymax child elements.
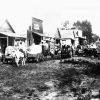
<box><xmin>63</xmin><ymin>20</ymin><xmax>69</xmax><ymax>28</ymax></box>
<box><xmin>73</xmin><ymin>20</ymin><xmax>93</xmax><ymax>43</ymax></box>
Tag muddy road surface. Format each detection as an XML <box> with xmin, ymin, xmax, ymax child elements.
<box><xmin>0</xmin><ymin>58</ymin><xmax>100</xmax><ymax>100</ymax></box>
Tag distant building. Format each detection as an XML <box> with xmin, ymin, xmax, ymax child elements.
<box><xmin>55</xmin><ymin>28</ymin><xmax>74</xmax><ymax>46</ymax></box>
<box><xmin>55</xmin><ymin>28</ymin><xmax>85</xmax><ymax>47</ymax></box>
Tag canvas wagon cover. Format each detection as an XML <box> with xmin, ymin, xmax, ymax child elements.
<box><xmin>27</xmin><ymin>44</ymin><xmax>42</xmax><ymax>55</ymax></box>
<box><xmin>5</xmin><ymin>46</ymin><xmax>16</xmax><ymax>56</ymax></box>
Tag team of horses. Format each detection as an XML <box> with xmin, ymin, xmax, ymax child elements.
<box><xmin>3</xmin><ymin>43</ymin><xmax>44</xmax><ymax>67</ymax></box>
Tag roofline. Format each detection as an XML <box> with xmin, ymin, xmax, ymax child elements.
<box><xmin>57</xmin><ymin>28</ymin><xmax>61</xmax><ymax>38</ymax></box>
<box><xmin>32</xmin><ymin>17</ymin><xmax>43</xmax><ymax>22</ymax></box>
<box><xmin>74</xmin><ymin>37</ymin><xmax>85</xmax><ymax>39</ymax></box>
<box><xmin>5</xmin><ymin>19</ymin><xmax>15</xmax><ymax>33</ymax></box>
<box><xmin>54</xmin><ymin>37</ymin><xmax>74</xmax><ymax>40</ymax></box>
<box><xmin>28</xmin><ymin>30</ymin><xmax>54</xmax><ymax>38</ymax></box>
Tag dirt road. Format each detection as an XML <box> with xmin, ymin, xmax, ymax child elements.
<box><xmin>0</xmin><ymin>58</ymin><xmax>100</xmax><ymax>100</ymax></box>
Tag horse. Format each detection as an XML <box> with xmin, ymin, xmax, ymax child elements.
<box><xmin>13</xmin><ymin>49</ymin><xmax>27</xmax><ymax>67</ymax></box>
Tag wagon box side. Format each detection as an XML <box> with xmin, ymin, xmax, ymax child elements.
<box><xmin>27</xmin><ymin>53</ymin><xmax>43</xmax><ymax>62</ymax></box>
<box><xmin>2</xmin><ymin>54</ymin><xmax>14</xmax><ymax>64</ymax></box>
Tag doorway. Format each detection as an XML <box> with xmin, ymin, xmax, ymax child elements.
<box><xmin>0</xmin><ymin>37</ymin><xmax>7</xmax><ymax>54</ymax></box>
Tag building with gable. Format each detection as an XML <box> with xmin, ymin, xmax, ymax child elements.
<box><xmin>27</xmin><ymin>17</ymin><xmax>53</xmax><ymax>46</ymax></box>
<box><xmin>0</xmin><ymin>19</ymin><xmax>26</xmax><ymax>54</ymax></box>
<box><xmin>0</xmin><ymin>19</ymin><xmax>16</xmax><ymax>53</ymax></box>
<box><xmin>55</xmin><ymin>27</ymin><xmax>85</xmax><ymax>47</ymax></box>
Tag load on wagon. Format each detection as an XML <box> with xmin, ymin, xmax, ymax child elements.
<box><xmin>26</xmin><ymin>43</ymin><xmax>44</xmax><ymax>62</ymax></box>
<box><xmin>2</xmin><ymin>46</ymin><xmax>16</xmax><ymax>63</ymax></box>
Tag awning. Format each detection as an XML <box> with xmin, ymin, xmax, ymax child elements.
<box><xmin>0</xmin><ymin>32</ymin><xmax>26</xmax><ymax>38</ymax></box>
<box><xmin>54</xmin><ymin>37</ymin><xmax>74</xmax><ymax>40</ymax></box>
<box><xmin>32</xmin><ymin>31</ymin><xmax>53</xmax><ymax>38</ymax></box>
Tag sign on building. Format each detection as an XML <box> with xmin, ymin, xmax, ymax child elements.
<box><xmin>32</xmin><ymin>17</ymin><xmax>43</xmax><ymax>33</ymax></box>
<box><xmin>73</xmin><ymin>30</ymin><xmax>82</xmax><ymax>38</ymax></box>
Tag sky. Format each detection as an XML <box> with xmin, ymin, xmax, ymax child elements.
<box><xmin>0</xmin><ymin>0</ymin><xmax>100</xmax><ymax>37</ymax></box>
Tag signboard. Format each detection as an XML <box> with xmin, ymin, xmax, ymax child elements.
<box><xmin>32</xmin><ymin>17</ymin><xmax>43</xmax><ymax>33</ymax></box>
<box><xmin>34</xmin><ymin>24</ymin><xmax>40</xmax><ymax>30</ymax></box>
<box><xmin>95</xmin><ymin>41</ymin><xmax>100</xmax><ymax>53</ymax></box>
<box><xmin>73</xmin><ymin>30</ymin><xmax>82</xmax><ymax>38</ymax></box>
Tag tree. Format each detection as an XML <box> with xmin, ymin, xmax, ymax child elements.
<box><xmin>63</xmin><ymin>20</ymin><xmax>69</xmax><ymax>28</ymax></box>
<box><xmin>73</xmin><ymin>20</ymin><xmax>93</xmax><ymax>43</ymax></box>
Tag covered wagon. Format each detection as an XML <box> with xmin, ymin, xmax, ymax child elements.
<box><xmin>26</xmin><ymin>43</ymin><xmax>44</xmax><ymax>62</ymax></box>
<box><xmin>2</xmin><ymin>46</ymin><xmax>16</xmax><ymax>63</ymax></box>
<box><xmin>2</xmin><ymin>46</ymin><xmax>26</xmax><ymax>66</ymax></box>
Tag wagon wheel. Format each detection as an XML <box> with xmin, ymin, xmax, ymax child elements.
<box><xmin>1</xmin><ymin>55</ymin><xmax>3</xmax><ymax>62</ymax></box>
<box><xmin>70</xmin><ymin>51</ymin><xmax>73</xmax><ymax>58</ymax></box>
<box><xmin>12</xmin><ymin>57</ymin><xmax>15</xmax><ymax>65</ymax></box>
<box><xmin>36</xmin><ymin>57</ymin><xmax>39</xmax><ymax>63</ymax></box>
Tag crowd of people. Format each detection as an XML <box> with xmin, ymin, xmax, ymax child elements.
<box><xmin>1</xmin><ymin>38</ymin><xmax>100</xmax><ymax>67</ymax></box>
<box><xmin>41</xmin><ymin>40</ymin><xmax>73</xmax><ymax>59</ymax></box>
<box><xmin>75</xmin><ymin>44</ymin><xmax>99</xmax><ymax>58</ymax></box>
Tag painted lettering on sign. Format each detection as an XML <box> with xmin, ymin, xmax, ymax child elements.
<box><xmin>32</xmin><ymin>17</ymin><xmax>43</xmax><ymax>33</ymax></box>
<box><xmin>34</xmin><ymin>24</ymin><xmax>40</xmax><ymax>30</ymax></box>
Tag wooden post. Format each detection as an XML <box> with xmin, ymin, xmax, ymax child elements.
<box><xmin>60</xmin><ymin>39</ymin><xmax>62</xmax><ymax>62</ymax></box>
<box><xmin>7</xmin><ymin>37</ymin><xmax>8</xmax><ymax>47</ymax></box>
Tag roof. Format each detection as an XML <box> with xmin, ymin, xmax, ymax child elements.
<box><xmin>6</xmin><ymin>17</ymin><xmax>31</xmax><ymax>36</ymax></box>
<box><xmin>5</xmin><ymin>20</ymin><xmax>15</xmax><ymax>33</ymax></box>
<box><xmin>55</xmin><ymin>28</ymin><xmax>84</xmax><ymax>40</ymax></box>
<box><xmin>0</xmin><ymin>19</ymin><xmax>15</xmax><ymax>33</ymax></box>
<box><xmin>32</xmin><ymin>31</ymin><xmax>53</xmax><ymax>38</ymax></box>
<box><xmin>0</xmin><ymin>19</ymin><xmax>26</xmax><ymax>38</ymax></box>
<box><xmin>55</xmin><ymin>28</ymin><xmax>61</xmax><ymax>39</ymax></box>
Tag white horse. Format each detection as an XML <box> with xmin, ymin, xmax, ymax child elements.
<box><xmin>13</xmin><ymin>49</ymin><xmax>26</xmax><ymax>67</ymax></box>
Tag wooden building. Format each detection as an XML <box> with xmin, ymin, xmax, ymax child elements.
<box><xmin>0</xmin><ymin>19</ymin><xmax>26</xmax><ymax>54</ymax></box>
<box><xmin>27</xmin><ymin>17</ymin><xmax>43</xmax><ymax>46</ymax></box>
<box><xmin>73</xmin><ymin>29</ymin><xmax>85</xmax><ymax>47</ymax></box>
<box><xmin>0</xmin><ymin>19</ymin><xmax>16</xmax><ymax>53</ymax></box>
<box><xmin>55</xmin><ymin>28</ymin><xmax>85</xmax><ymax>47</ymax></box>
<box><xmin>55</xmin><ymin>28</ymin><xmax>75</xmax><ymax>46</ymax></box>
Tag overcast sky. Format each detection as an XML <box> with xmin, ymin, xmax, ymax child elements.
<box><xmin>0</xmin><ymin>0</ymin><xmax>100</xmax><ymax>37</ymax></box>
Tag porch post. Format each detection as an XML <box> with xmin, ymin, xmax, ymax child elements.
<box><xmin>7</xmin><ymin>37</ymin><xmax>8</xmax><ymax>46</ymax></box>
